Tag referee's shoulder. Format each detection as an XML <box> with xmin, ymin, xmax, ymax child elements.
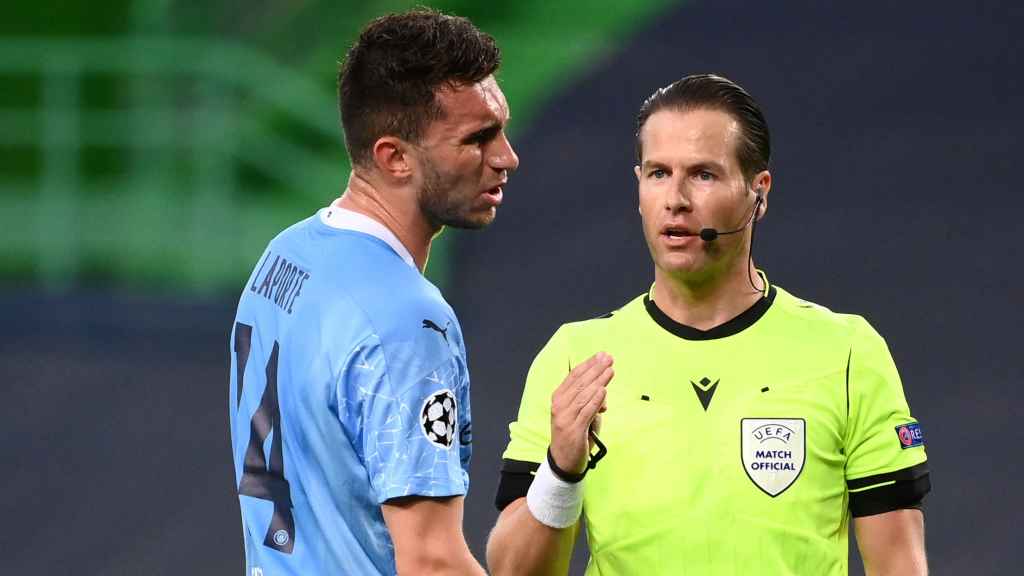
<box><xmin>771</xmin><ymin>286</ymin><xmax>879</xmax><ymax>342</ymax></box>
<box><xmin>553</xmin><ymin>293</ymin><xmax>646</xmax><ymax>336</ymax></box>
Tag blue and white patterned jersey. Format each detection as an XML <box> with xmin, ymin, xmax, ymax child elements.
<box><xmin>228</xmin><ymin>207</ymin><xmax>472</xmax><ymax>575</ymax></box>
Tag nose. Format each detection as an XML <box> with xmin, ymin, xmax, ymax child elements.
<box><xmin>665</xmin><ymin>179</ymin><xmax>692</xmax><ymax>212</ymax></box>
<box><xmin>488</xmin><ymin>132</ymin><xmax>519</xmax><ymax>173</ymax></box>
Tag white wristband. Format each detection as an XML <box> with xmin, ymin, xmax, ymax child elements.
<box><xmin>526</xmin><ymin>457</ymin><xmax>584</xmax><ymax>529</ymax></box>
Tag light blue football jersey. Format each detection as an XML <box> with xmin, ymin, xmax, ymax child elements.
<box><xmin>229</xmin><ymin>207</ymin><xmax>472</xmax><ymax>575</ymax></box>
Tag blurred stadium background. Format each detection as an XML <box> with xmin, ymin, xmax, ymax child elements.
<box><xmin>2</xmin><ymin>1</ymin><xmax>1021</xmax><ymax>573</ymax></box>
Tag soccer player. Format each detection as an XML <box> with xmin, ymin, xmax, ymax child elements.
<box><xmin>228</xmin><ymin>10</ymin><xmax>517</xmax><ymax>575</ymax></box>
<box><xmin>487</xmin><ymin>74</ymin><xmax>929</xmax><ymax>575</ymax></box>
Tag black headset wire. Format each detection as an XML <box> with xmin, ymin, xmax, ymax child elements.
<box><xmin>747</xmin><ymin>191</ymin><xmax>766</xmax><ymax>296</ymax></box>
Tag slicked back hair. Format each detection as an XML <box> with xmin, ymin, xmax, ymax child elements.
<box><xmin>338</xmin><ymin>9</ymin><xmax>501</xmax><ymax>167</ymax></box>
<box><xmin>636</xmin><ymin>74</ymin><xmax>771</xmax><ymax>182</ymax></box>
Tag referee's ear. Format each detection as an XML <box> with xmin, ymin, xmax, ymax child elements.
<box><xmin>634</xmin><ymin>165</ymin><xmax>643</xmax><ymax>215</ymax></box>
<box><xmin>752</xmin><ymin>170</ymin><xmax>772</xmax><ymax>220</ymax></box>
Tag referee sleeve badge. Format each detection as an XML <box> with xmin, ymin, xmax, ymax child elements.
<box><xmin>895</xmin><ymin>422</ymin><xmax>925</xmax><ymax>449</ymax></box>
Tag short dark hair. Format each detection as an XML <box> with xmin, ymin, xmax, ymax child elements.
<box><xmin>338</xmin><ymin>9</ymin><xmax>501</xmax><ymax>167</ymax></box>
<box><xmin>636</xmin><ymin>74</ymin><xmax>770</xmax><ymax>182</ymax></box>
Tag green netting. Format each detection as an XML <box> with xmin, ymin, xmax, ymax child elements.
<box><xmin>0</xmin><ymin>0</ymin><xmax>675</xmax><ymax>293</ymax></box>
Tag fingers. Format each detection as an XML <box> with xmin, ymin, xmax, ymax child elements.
<box><xmin>549</xmin><ymin>352</ymin><xmax>614</xmax><ymax>474</ymax></box>
<box><xmin>573</xmin><ymin>365</ymin><xmax>612</xmax><ymax>428</ymax></box>
<box><xmin>553</xmin><ymin>355</ymin><xmax>597</xmax><ymax>400</ymax></box>
<box><xmin>553</xmin><ymin>352</ymin><xmax>612</xmax><ymax>408</ymax></box>
<box><xmin>568</xmin><ymin>353</ymin><xmax>601</xmax><ymax>380</ymax></box>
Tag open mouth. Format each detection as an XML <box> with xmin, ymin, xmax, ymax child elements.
<box><xmin>660</xmin><ymin>224</ymin><xmax>699</xmax><ymax>247</ymax></box>
<box><xmin>480</xmin><ymin>185</ymin><xmax>503</xmax><ymax>206</ymax></box>
<box><xmin>662</xmin><ymin>226</ymin><xmax>693</xmax><ymax>238</ymax></box>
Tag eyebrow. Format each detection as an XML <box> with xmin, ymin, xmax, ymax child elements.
<box><xmin>640</xmin><ymin>159</ymin><xmax>728</xmax><ymax>173</ymax></box>
<box><xmin>640</xmin><ymin>159</ymin><xmax>670</xmax><ymax>171</ymax></box>
<box><xmin>688</xmin><ymin>161</ymin><xmax>727</xmax><ymax>174</ymax></box>
<box><xmin>461</xmin><ymin>122</ymin><xmax>503</xmax><ymax>145</ymax></box>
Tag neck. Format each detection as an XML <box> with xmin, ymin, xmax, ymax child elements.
<box><xmin>334</xmin><ymin>170</ymin><xmax>439</xmax><ymax>272</ymax></box>
<box><xmin>652</xmin><ymin>258</ymin><xmax>764</xmax><ymax>331</ymax></box>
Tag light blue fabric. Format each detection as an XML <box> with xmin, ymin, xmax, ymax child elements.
<box><xmin>229</xmin><ymin>210</ymin><xmax>471</xmax><ymax>575</ymax></box>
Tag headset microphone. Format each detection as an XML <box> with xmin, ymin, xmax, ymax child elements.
<box><xmin>698</xmin><ymin>227</ymin><xmax>723</xmax><ymax>242</ymax></box>
<box><xmin>694</xmin><ymin>188</ymin><xmax>768</xmax><ymax>295</ymax></box>
<box><xmin>698</xmin><ymin>190</ymin><xmax>763</xmax><ymax>242</ymax></box>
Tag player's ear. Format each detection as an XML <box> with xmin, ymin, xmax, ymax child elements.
<box><xmin>371</xmin><ymin>136</ymin><xmax>413</xmax><ymax>179</ymax></box>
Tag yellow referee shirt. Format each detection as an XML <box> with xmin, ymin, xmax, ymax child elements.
<box><xmin>497</xmin><ymin>282</ymin><xmax>929</xmax><ymax>575</ymax></box>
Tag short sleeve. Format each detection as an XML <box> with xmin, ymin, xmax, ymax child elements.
<box><xmin>501</xmin><ymin>327</ymin><xmax>572</xmax><ymax>465</ymax></box>
<box><xmin>454</xmin><ymin>335</ymin><xmax>473</xmax><ymax>476</ymax></box>
<box><xmin>844</xmin><ymin>317</ymin><xmax>930</xmax><ymax>516</ymax></box>
<box><xmin>494</xmin><ymin>327</ymin><xmax>573</xmax><ymax>510</ymax></box>
<box><xmin>344</xmin><ymin>330</ymin><xmax>470</xmax><ymax>505</ymax></box>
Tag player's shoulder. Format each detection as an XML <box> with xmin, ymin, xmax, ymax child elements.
<box><xmin>770</xmin><ymin>285</ymin><xmax>884</xmax><ymax>345</ymax></box>
<box><xmin>340</xmin><ymin>262</ymin><xmax>456</xmax><ymax>349</ymax></box>
<box><xmin>263</xmin><ymin>210</ymin><xmax>324</xmax><ymax>252</ymax></box>
<box><xmin>265</xmin><ymin>209</ymin><xmax>411</xmax><ymax>274</ymax></box>
<box><xmin>261</xmin><ymin>212</ymin><xmax>453</xmax><ymax>327</ymax></box>
<box><xmin>294</xmin><ymin>216</ymin><xmax>448</xmax><ymax>318</ymax></box>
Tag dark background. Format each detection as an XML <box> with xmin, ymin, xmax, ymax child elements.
<box><xmin>3</xmin><ymin>1</ymin><xmax>1022</xmax><ymax>574</ymax></box>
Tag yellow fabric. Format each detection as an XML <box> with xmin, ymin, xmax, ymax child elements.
<box><xmin>502</xmin><ymin>285</ymin><xmax>927</xmax><ymax>575</ymax></box>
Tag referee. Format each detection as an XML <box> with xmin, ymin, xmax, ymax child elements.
<box><xmin>486</xmin><ymin>74</ymin><xmax>929</xmax><ymax>575</ymax></box>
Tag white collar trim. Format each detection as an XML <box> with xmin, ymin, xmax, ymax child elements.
<box><xmin>319</xmin><ymin>207</ymin><xmax>417</xmax><ymax>269</ymax></box>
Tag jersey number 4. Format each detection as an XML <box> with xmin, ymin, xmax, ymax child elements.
<box><xmin>234</xmin><ymin>322</ymin><xmax>295</xmax><ymax>554</ymax></box>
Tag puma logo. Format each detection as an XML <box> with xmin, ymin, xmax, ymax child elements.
<box><xmin>422</xmin><ymin>319</ymin><xmax>449</xmax><ymax>342</ymax></box>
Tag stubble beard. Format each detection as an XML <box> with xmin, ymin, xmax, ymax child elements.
<box><xmin>655</xmin><ymin>234</ymin><xmax>750</xmax><ymax>292</ymax></box>
<box><xmin>418</xmin><ymin>158</ymin><xmax>492</xmax><ymax>230</ymax></box>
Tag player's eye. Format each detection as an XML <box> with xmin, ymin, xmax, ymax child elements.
<box><xmin>649</xmin><ymin>168</ymin><xmax>667</xmax><ymax>179</ymax></box>
<box><xmin>696</xmin><ymin>170</ymin><xmax>715</xmax><ymax>182</ymax></box>
<box><xmin>464</xmin><ymin>126</ymin><xmax>500</xmax><ymax>146</ymax></box>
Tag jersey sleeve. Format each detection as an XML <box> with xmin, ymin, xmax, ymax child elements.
<box><xmin>453</xmin><ymin>331</ymin><xmax>473</xmax><ymax>477</ymax></box>
<box><xmin>343</xmin><ymin>327</ymin><xmax>470</xmax><ymax>505</ymax></box>
<box><xmin>496</xmin><ymin>326</ymin><xmax>571</xmax><ymax>509</ymax></box>
<box><xmin>843</xmin><ymin>317</ymin><xmax>930</xmax><ymax>516</ymax></box>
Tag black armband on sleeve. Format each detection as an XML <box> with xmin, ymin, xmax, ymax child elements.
<box><xmin>848</xmin><ymin>461</ymin><xmax>931</xmax><ymax>517</ymax></box>
<box><xmin>494</xmin><ymin>459</ymin><xmax>540</xmax><ymax>511</ymax></box>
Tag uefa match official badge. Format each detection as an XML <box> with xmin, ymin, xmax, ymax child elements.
<box><xmin>741</xmin><ymin>418</ymin><xmax>806</xmax><ymax>496</ymax></box>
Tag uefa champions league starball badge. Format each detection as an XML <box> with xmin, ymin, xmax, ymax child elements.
<box><xmin>420</xmin><ymin>389</ymin><xmax>458</xmax><ymax>448</ymax></box>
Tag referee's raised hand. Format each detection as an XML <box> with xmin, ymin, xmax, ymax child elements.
<box><xmin>549</xmin><ymin>352</ymin><xmax>614</xmax><ymax>475</ymax></box>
